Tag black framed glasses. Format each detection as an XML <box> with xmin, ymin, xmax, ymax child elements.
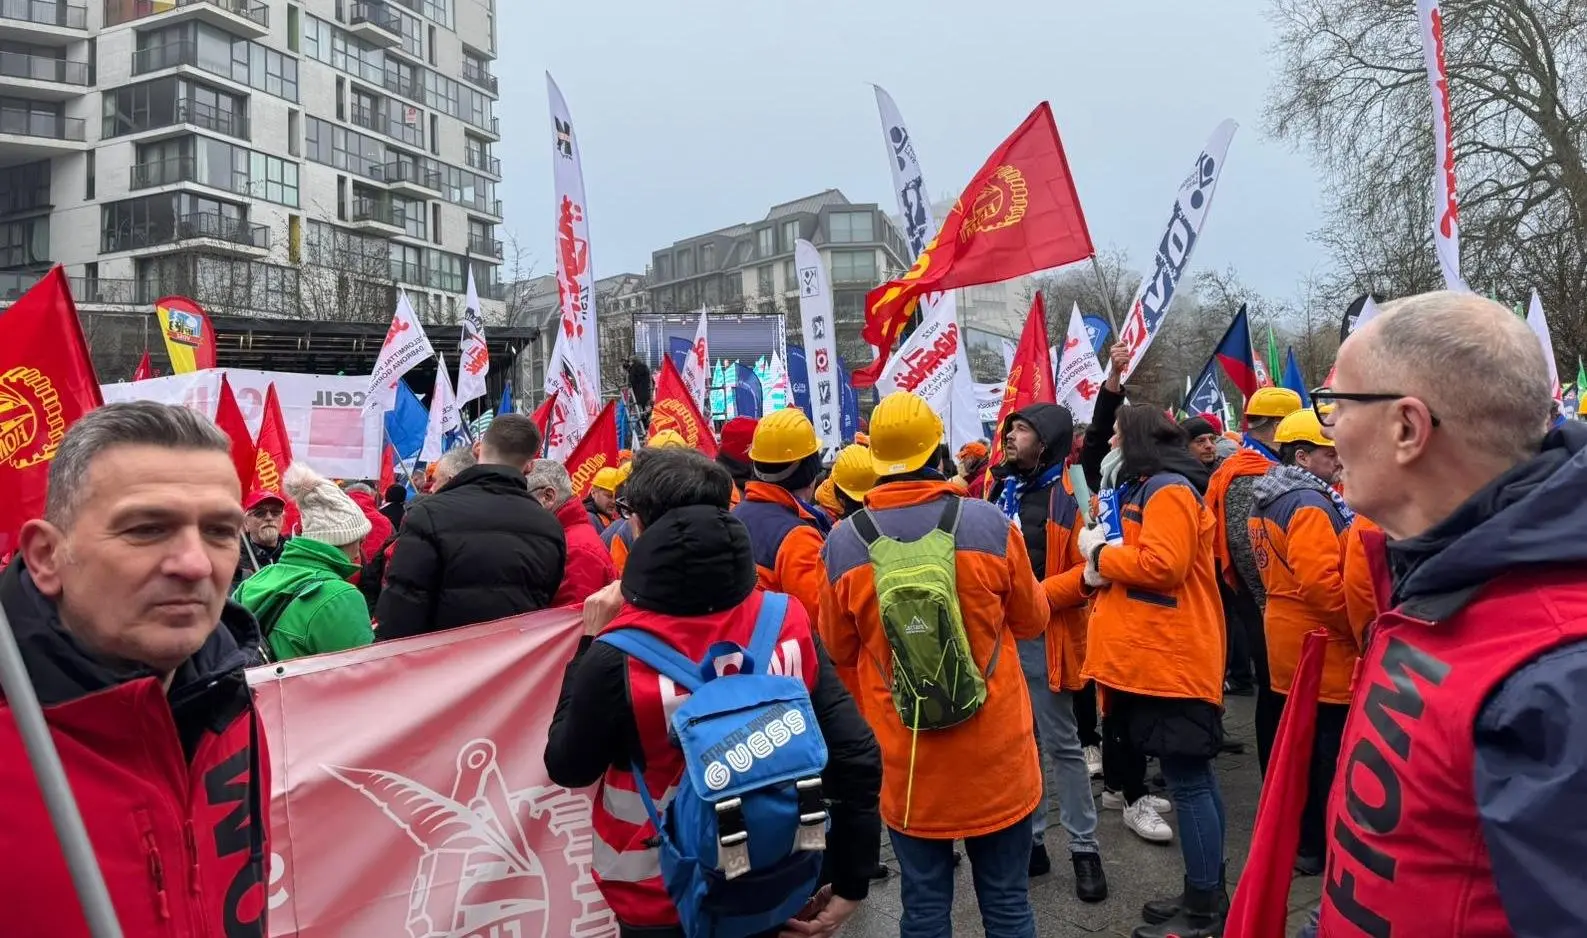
<box><xmin>1310</xmin><ymin>388</ymin><xmax>1441</xmax><ymax>429</ymax></box>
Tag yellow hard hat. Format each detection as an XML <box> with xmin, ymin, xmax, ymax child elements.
<box><xmin>748</xmin><ymin>407</ymin><xmax>820</xmax><ymax>463</ymax></box>
<box><xmin>648</xmin><ymin>429</ymin><xmax>690</xmax><ymax>449</ymax></box>
<box><xmin>615</xmin><ymin>462</ymin><xmax>633</xmax><ymax>487</ymax></box>
<box><xmin>869</xmin><ymin>391</ymin><xmax>943</xmax><ymax>476</ymax></box>
<box><xmin>1274</xmin><ymin>410</ymin><xmax>1333</xmax><ymax>448</ymax></box>
<box><xmin>1247</xmin><ymin>387</ymin><xmax>1304</xmax><ymax>419</ymax></box>
<box><xmin>592</xmin><ymin>467</ymin><xmax>621</xmax><ymax>493</ymax></box>
<box><xmin>813</xmin><ymin>478</ymin><xmax>842</xmax><ymax>516</ymax></box>
<box><xmin>830</xmin><ymin>444</ymin><xmax>878</xmax><ymax>501</ymax></box>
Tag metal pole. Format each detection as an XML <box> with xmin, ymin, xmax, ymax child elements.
<box><xmin>1088</xmin><ymin>255</ymin><xmax>1123</xmax><ymax>337</ymax></box>
<box><xmin>0</xmin><ymin>600</ymin><xmax>124</xmax><ymax>938</ymax></box>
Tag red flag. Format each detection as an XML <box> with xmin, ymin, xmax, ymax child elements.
<box><xmin>0</xmin><ymin>267</ymin><xmax>102</xmax><ymax>556</ymax></box>
<box><xmin>564</xmin><ymin>401</ymin><xmax>618</xmax><ymax>499</ymax></box>
<box><xmin>214</xmin><ymin>373</ymin><xmax>256</xmax><ymax>491</ymax></box>
<box><xmin>132</xmin><ymin>350</ymin><xmax>154</xmax><ymax>381</ymax></box>
<box><xmin>854</xmin><ymin>102</ymin><xmax>1094</xmax><ymax>387</ymax></box>
<box><xmin>529</xmin><ymin>389</ymin><xmax>559</xmax><ymax>454</ymax></box>
<box><xmin>378</xmin><ymin>443</ymin><xmax>396</xmax><ymax>494</ymax></box>
<box><xmin>249</xmin><ymin>383</ymin><xmax>299</xmax><ymax>532</ymax></box>
<box><xmin>649</xmin><ymin>356</ymin><xmax>718</xmax><ymax>458</ymax></box>
<box><xmin>987</xmin><ymin>294</ymin><xmax>1057</xmax><ymax>473</ymax></box>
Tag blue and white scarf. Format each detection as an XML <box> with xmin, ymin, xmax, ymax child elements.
<box><xmin>1243</xmin><ymin>433</ymin><xmax>1280</xmax><ymax>463</ymax></box>
<box><xmin>997</xmin><ymin>462</ymin><xmax>1068</xmax><ymax>524</ymax></box>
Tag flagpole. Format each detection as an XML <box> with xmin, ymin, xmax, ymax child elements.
<box><xmin>1087</xmin><ymin>255</ymin><xmax>1122</xmax><ymax>337</ymax></box>
<box><xmin>0</xmin><ymin>602</ymin><xmax>124</xmax><ymax>938</ymax></box>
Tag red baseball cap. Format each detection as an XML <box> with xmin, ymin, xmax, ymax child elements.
<box><xmin>244</xmin><ymin>490</ymin><xmax>286</xmax><ymax>512</ymax></box>
<box><xmin>718</xmin><ymin>416</ymin><xmax>758</xmax><ymax>465</ymax></box>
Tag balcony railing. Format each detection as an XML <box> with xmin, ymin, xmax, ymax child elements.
<box><xmin>478</xmin><ymin>281</ymin><xmax>507</xmax><ymax>301</ymax></box>
<box><xmin>131</xmin><ymin>38</ymin><xmax>196</xmax><ymax>75</ymax></box>
<box><xmin>376</xmin><ymin>161</ymin><xmax>441</xmax><ymax>190</ymax></box>
<box><xmin>460</xmin><ymin>59</ymin><xmax>498</xmax><ymax>95</ymax></box>
<box><xmin>351</xmin><ymin>197</ymin><xmax>403</xmax><ymax>227</ymax></box>
<box><xmin>102</xmin><ymin>97</ymin><xmax>247</xmax><ymax>140</ymax></box>
<box><xmin>380</xmin><ymin>68</ymin><xmax>421</xmax><ymax>101</ymax></box>
<box><xmin>103</xmin><ymin>212</ymin><xmax>269</xmax><ymax>252</ymax></box>
<box><xmin>129</xmin><ymin>156</ymin><xmax>249</xmax><ymax>194</ymax></box>
<box><xmin>465</xmin><ymin>149</ymin><xmax>500</xmax><ymax>176</ymax></box>
<box><xmin>349</xmin><ymin>102</ymin><xmax>381</xmax><ymax>133</ymax></box>
<box><xmin>0</xmin><ymin>106</ymin><xmax>83</xmax><ymax>140</ymax></box>
<box><xmin>468</xmin><ymin>234</ymin><xmax>503</xmax><ymax>259</ymax></box>
<box><xmin>0</xmin><ymin>51</ymin><xmax>90</xmax><ymax>85</ymax></box>
<box><xmin>348</xmin><ymin>0</ymin><xmax>399</xmax><ymax>32</ymax></box>
<box><xmin>0</xmin><ymin>0</ymin><xmax>87</xmax><ymax>29</ymax></box>
<box><xmin>106</xmin><ymin>0</ymin><xmax>268</xmax><ymax>29</ymax></box>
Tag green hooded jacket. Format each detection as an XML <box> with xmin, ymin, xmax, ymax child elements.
<box><xmin>233</xmin><ymin>536</ymin><xmax>373</xmax><ymax>662</ymax></box>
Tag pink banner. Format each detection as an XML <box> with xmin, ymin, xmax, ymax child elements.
<box><xmin>249</xmin><ymin>611</ymin><xmax>617</xmax><ymax>938</ymax></box>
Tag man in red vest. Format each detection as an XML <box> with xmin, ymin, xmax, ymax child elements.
<box><xmin>1304</xmin><ymin>292</ymin><xmax>1587</xmax><ymax>936</ymax></box>
<box><xmin>1</xmin><ymin>402</ymin><xmax>270</xmax><ymax>937</ymax></box>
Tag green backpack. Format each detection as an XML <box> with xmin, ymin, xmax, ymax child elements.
<box><xmin>851</xmin><ymin>497</ymin><xmax>999</xmax><ymax>732</ymax></box>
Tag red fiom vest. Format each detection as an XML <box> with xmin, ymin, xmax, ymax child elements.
<box><xmin>1320</xmin><ymin>531</ymin><xmax>1587</xmax><ymax>937</ymax></box>
<box><xmin>589</xmin><ymin>590</ymin><xmax>819</xmax><ymax>928</ymax></box>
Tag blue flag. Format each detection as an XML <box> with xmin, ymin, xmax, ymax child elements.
<box><xmin>384</xmin><ymin>380</ymin><xmax>428</xmax><ymax>462</ymax></box>
<box><xmin>668</xmin><ymin>336</ymin><xmax>693</xmax><ymax>377</ymax></box>
<box><xmin>837</xmin><ymin>354</ymin><xmax>859</xmax><ymax>441</ymax></box>
<box><xmin>1281</xmin><ymin>347</ymin><xmax>1311</xmax><ymax>406</ymax></box>
<box><xmin>499</xmin><ymin>377</ymin><xmax>514</xmax><ymax>415</ymax></box>
<box><xmin>614</xmin><ymin>398</ymin><xmax>630</xmax><ymax>450</ymax></box>
<box><xmin>733</xmin><ymin>361</ymin><xmax>763</xmax><ymax>418</ymax></box>
<box><xmin>786</xmin><ymin>346</ymin><xmax>813</xmax><ymax>420</ymax></box>
<box><xmin>1184</xmin><ymin>359</ymin><xmax>1226</xmax><ymax>417</ymax></box>
<box><xmin>1082</xmin><ymin>315</ymin><xmax>1112</xmax><ymax>355</ymax></box>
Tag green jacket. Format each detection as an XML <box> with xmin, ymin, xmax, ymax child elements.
<box><xmin>233</xmin><ymin>537</ymin><xmax>373</xmax><ymax>662</ymax></box>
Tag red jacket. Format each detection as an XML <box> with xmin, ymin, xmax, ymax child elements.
<box><xmin>552</xmin><ymin>496</ymin><xmax>617</xmax><ymax>606</ymax></box>
<box><xmin>0</xmin><ymin>560</ymin><xmax>271</xmax><ymax>938</ymax></box>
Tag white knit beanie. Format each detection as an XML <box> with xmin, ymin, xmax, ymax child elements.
<box><xmin>283</xmin><ymin>463</ymin><xmax>371</xmax><ymax>548</ymax></box>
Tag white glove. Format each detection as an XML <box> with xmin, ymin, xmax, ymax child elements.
<box><xmin>1076</xmin><ymin>523</ymin><xmax>1108</xmax><ymax>560</ymax></box>
<box><xmin>1083</xmin><ymin>561</ymin><xmax>1110</xmax><ymax>589</ymax></box>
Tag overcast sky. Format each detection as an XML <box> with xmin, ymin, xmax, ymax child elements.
<box><xmin>495</xmin><ymin>0</ymin><xmax>1326</xmax><ymax>300</ymax></box>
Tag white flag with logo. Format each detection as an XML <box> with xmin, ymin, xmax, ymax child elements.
<box><xmin>1054</xmin><ymin>303</ymin><xmax>1107</xmax><ymax>423</ymax></box>
<box><xmin>680</xmin><ymin>306</ymin><xmax>710</xmax><ymax>413</ymax></box>
<box><xmin>365</xmin><ymin>289</ymin><xmax>435</xmax><ymax>413</ymax></box>
<box><xmin>1416</xmin><ymin>0</ymin><xmax>1468</xmax><ymax>293</ymax></box>
<box><xmin>1117</xmin><ymin>120</ymin><xmax>1239</xmax><ymax>382</ymax></box>
<box><xmin>543</xmin><ymin>73</ymin><xmax>601</xmax><ymax>459</ymax></box>
<box><xmin>456</xmin><ymin>268</ymin><xmax>489</xmax><ymax>406</ymax></box>
<box><xmin>421</xmin><ymin>353</ymin><xmax>461</xmax><ymax>462</ymax></box>
<box><xmin>1527</xmin><ymin>289</ymin><xmax>1562</xmax><ymax>404</ymax></box>
<box><xmin>795</xmin><ymin>239</ymin><xmax>842</xmax><ymax>454</ymax></box>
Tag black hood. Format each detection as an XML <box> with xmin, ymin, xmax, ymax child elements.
<box><xmin>998</xmin><ymin>402</ymin><xmax>1074</xmax><ymax>475</ymax></box>
<box><xmin>621</xmin><ymin>505</ymin><xmax>758</xmax><ymax>616</ymax></box>
<box><xmin>1158</xmin><ymin>443</ymin><xmax>1212</xmax><ymax>494</ymax></box>
<box><xmin>0</xmin><ymin>557</ymin><xmax>257</xmax><ymax>707</ymax></box>
<box><xmin>1389</xmin><ymin>422</ymin><xmax>1587</xmax><ymax>619</ymax></box>
<box><xmin>716</xmin><ymin>453</ymin><xmax>753</xmax><ymax>487</ymax></box>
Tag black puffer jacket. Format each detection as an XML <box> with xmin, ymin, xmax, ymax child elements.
<box><xmin>375</xmin><ymin>464</ymin><xmax>566</xmax><ymax>640</ymax></box>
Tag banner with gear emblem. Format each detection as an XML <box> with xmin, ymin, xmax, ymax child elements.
<box><xmin>647</xmin><ymin>356</ymin><xmax>718</xmax><ymax>458</ymax></box>
<box><xmin>154</xmin><ymin>295</ymin><xmax>217</xmax><ymax>374</ymax></box>
<box><xmin>565</xmin><ymin>400</ymin><xmax>618</xmax><ymax>499</ymax></box>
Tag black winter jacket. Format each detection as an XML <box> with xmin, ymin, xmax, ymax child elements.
<box><xmin>988</xmin><ymin>402</ymin><xmax>1074</xmax><ymax>580</ymax></box>
<box><xmin>375</xmin><ymin>464</ymin><xmax>566</xmax><ymax>640</ymax></box>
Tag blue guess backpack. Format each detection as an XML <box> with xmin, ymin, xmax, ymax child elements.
<box><xmin>597</xmin><ymin>592</ymin><xmax>830</xmax><ymax>938</ymax></box>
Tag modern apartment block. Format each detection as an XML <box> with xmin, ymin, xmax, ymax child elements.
<box><xmin>0</xmin><ymin>0</ymin><xmax>507</xmax><ymax>327</ymax></box>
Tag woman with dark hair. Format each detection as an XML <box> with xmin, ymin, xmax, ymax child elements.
<box><xmin>1078</xmin><ymin>404</ymin><xmax>1228</xmax><ymax>938</ymax></box>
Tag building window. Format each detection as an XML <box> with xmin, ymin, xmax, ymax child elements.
<box><xmin>781</xmin><ymin>219</ymin><xmax>799</xmax><ymax>251</ymax></box>
<box><xmin>655</xmin><ymin>253</ymin><xmax>673</xmax><ymax>281</ymax></box>
<box><xmin>756</xmin><ymin>265</ymin><xmax>773</xmax><ymax>296</ymax></box>
<box><xmin>84</xmin><ymin>151</ymin><xmax>94</xmax><ymax>200</ymax></box>
<box><xmin>247</xmin><ymin>152</ymin><xmax>300</xmax><ymax>207</ymax></box>
<box><xmin>677</xmin><ymin>249</ymin><xmax>694</xmax><ymax>277</ymax></box>
<box><xmin>829</xmin><ymin>250</ymin><xmax>877</xmax><ymax>284</ymax></box>
<box><xmin>829</xmin><ymin>211</ymin><xmax>874</xmax><ymax>244</ymax></box>
<box><xmin>756</xmin><ymin>227</ymin><xmax>774</xmax><ymax>258</ymax></box>
<box><xmin>780</xmin><ymin>258</ymin><xmax>796</xmax><ymax>292</ymax></box>
<box><xmin>0</xmin><ymin>218</ymin><xmax>49</xmax><ymax>269</ymax></box>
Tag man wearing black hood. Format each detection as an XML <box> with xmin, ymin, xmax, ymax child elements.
<box><xmin>988</xmin><ymin>401</ymin><xmax>1108</xmax><ymax>898</ymax></box>
<box><xmin>544</xmin><ymin>448</ymin><xmax>881</xmax><ymax>937</ymax></box>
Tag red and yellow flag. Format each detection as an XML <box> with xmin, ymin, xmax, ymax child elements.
<box><xmin>0</xmin><ymin>267</ymin><xmax>103</xmax><ymax>556</ymax></box>
<box><xmin>855</xmin><ymin>102</ymin><xmax>1094</xmax><ymax>387</ymax></box>
<box><xmin>249</xmin><ymin>382</ymin><xmax>299</xmax><ymax>532</ymax></box>
<box><xmin>154</xmin><ymin>295</ymin><xmax>216</xmax><ymax>374</ymax></box>
<box><xmin>529</xmin><ymin>389</ymin><xmax>559</xmax><ymax>455</ymax></box>
<box><xmin>214</xmin><ymin>373</ymin><xmax>256</xmax><ymax>492</ymax></box>
<box><xmin>565</xmin><ymin>400</ymin><xmax>618</xmax><ymax>498</ymax></box>
<box><xmin>649</xmin><ymin>356</ymin><xmax>718</xmax><ymax>458</ymax></box>
<box><xmin>988</xmin><ymin>293</ymin><xmax>1057</xmax><ymax>472</ymax></box>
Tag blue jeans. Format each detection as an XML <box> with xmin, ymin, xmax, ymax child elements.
<box><xmin>888</xmin><ymin>816</ymin><xmax>1037</xmax><ymax>938</ymax></box>
<box><xmin>1016</xmin><ymin>637</ymin><xmax>1100</xmax><ymax>855</ymax></box>
<box><xmin>1160</xmin><ymin>754</ymin><xmax>1226</xmax><ymax>891</ymax></box>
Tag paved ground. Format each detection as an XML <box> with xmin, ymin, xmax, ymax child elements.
<box><xmin>840</xmin><ymin>694</ymin><xmax>1323</xmax><ymax>937</ymax></box>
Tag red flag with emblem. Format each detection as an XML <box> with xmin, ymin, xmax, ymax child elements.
<box><xmin>648</xmin><ymin>356</ymin><xmax>718</xmax><ymax>458</ymax></box>
<box><xmin>987</xmin><ymin>294</ymin><xmax>1057</xmax><ymax>473</ymax></box>
<box><xmin>249</xmin><ymin>382</ymin><xmax>299</xmax><ymax>532</ymax></box>
<box><xmin>0</xmin><ymin>266</ymin><xmax>102</xmax><ymax>556</ymax></box>
<box><xmin>854</xmin><ymin>102</ymin><xmax>1094</xmax><ymax>387</ymax></box>
<box><xmin>529</xmin><ymin>389</ymin><xmax>559</xmax><ymax>455</ymax></box>
<box><xmin>214</xmin><ymin>373</ymin><xmax>256</xmax><ymax>491</ymax></box>
<box><xmin>564</xmin><ymin>400</ymin><xmax>618</xmax><ymax>499</ymax></box>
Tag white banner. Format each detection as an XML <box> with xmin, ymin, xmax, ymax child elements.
<box><xmin>949</xmin><ymin>341</ymin><xmax>985</xmax><ymax>446</ymax></box>
<box><xmin>1527</xmin><ymin>289</ymin><xmax>1562</xmax><ymax>403</ymax></box>
<box><xmin>456</xmin><ymin>268</ymin><xmax>490</xmax><ymax>406</ymax></box>
<box><xmin>1118</xmin><ymin>120</ymin><xmax>1239</xmax><ymax>383</ymax></box>
<box><xmin>1054</xmin><ymin>303</ymin><xmax>1106</xmax><ymax>423</ymax></box>
<box><xmin>365</xmin><ymin>289</ymin><xmax>435</xmax><ymax>413</ymax></box>
<box><xmin>421</xmin><ymin>352</ymin><xmax>461</xmax><ymax>462</ymax></box>
<box><xmin>103</xmin><ymin>369</ymin><xmax>382</xmax><ymax>478</ymax></box>
<box><xmin>680</xmin><ymin>306</ymin><xmax>710</xmax><ymax>413</ymax></box>
<box><xmin>544</xmin><ymin>73</ymin><xmax>601</xmax><ymax>459</ymax></box>
<box><xmin>795</xmin><ymin>239</ymin><xmax>843</xmax><ymax>454</ymax></box>
<box><xmin>877</xmin><ymin>294</ymin><xmax>958</xmax><ymax>415</ymax></box>
<box><xmin>1417</xmin><ymin>0</ymin><xmax>1468</xmax><ymax>292</ymax></box>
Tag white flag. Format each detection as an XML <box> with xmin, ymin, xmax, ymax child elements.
<box><xmin>543</xmin><ymin>73</ymin><xmax>601</xmax><ymax>459</ymax></box>
<box><xmin>421</xmin><ymin>353</ymin><xmax>461</xmax><ymax>462</ymax></box>
<box><xmin>1527</xmin><ymin>289</ymin><xmax>1562</xmax><ymax>404</ymax></box>
<box><xmin>1118</xmin><ymin>120</ymin><xmax>1239</xmax><ymax>383</ymax></box>
<box><xmin>1054</xmin><ymin>302</ymin><xmax>1107</xmax><ymax>423</ymax></box>
<box><xmin>456</xmin><ymin>268</ymin><xmax>489</xmax><ymax>406</ymax></box>
<box><xmin>948</xmin><ymin>341</ymin><xmax>984</xmax><ymax>449</ymax></box>
<box><xmin>679</xmin><ymin>307</ymin><xmax>710</xmax><ymax>413</ymax></box>
<box><xmin>365</xmin><ymin>289</ymin><xmax>435</xmax><ymax>413</ymax></box>
<box><xmin>794</xmin><ymin>239</ymin><xmax>842</xmax><ymax>454</ymax></box>
<box><xmin>1417</xmin><ymin>0</ymin><xmax>1468</xmax><ymax>292</ymax></box>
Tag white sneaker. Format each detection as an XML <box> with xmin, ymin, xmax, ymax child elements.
<box><xmin>1122</xmin><ymin>799</ymin><xmax>1174</xmax><ymax>843</ymax></box>
<box><xmin>1083</xmin><ymin>745</ymin><xmax>1102</xmax><ymax>778</ymax></box>
<box><xmin>1100</xmin><ymin>790</ymin><xmax>1173</xmax><ymax>814</ymax></box>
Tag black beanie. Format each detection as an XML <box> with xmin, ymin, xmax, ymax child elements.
<box><xmin>1180</xmin><ymin>416</ymin><xmax>1217</xmax><ymax>440</ymax></box>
